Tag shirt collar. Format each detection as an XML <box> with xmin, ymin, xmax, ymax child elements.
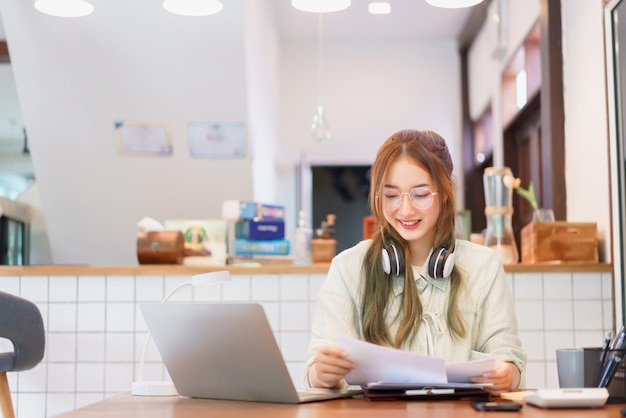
<box><xmin>392</xmin><ymin>263</ymin><xmax>449</xmax><ymax>296</ymax></box>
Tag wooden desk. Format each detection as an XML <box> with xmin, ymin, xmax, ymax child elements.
<box><xmin>54</xmin><ymin>394</ymin><xmax>624</xmax><ymax>418</ymax></box>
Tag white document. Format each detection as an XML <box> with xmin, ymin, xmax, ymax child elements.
<box><xmin>446</xmin><ymin>358</ymin><xmax>496</xmax><ymax>383</ymax></box>
<box><xmin>338</xmin><ymin>335</ymin><xmax>495</xmax><ymax>386</ymax></box>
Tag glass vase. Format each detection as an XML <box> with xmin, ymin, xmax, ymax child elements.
<box><xmin>483</xmin><ymin>167</ymin><xmax>519</xmax><ymax>264</ymax></box>
<box><xmin>532</xmin><ymin>208</ymin><xmax>555</xmax><ymax>223</ymax></box>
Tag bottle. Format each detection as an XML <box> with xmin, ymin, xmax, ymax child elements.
<box><xmin>293</xmin><ymin>210</ymin><xmax>312</xmax><ymax>265</ymax></box>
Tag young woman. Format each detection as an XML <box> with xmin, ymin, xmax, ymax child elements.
<box><xmin>305</xmin><ymin>129</ymin><xmax>526</xmax><ymax>392</ymax></box>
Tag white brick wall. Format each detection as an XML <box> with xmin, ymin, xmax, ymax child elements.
<box><xmin>0</xmin><ymin>270</ymin><xmax>612</xmax><ymax>417</ymax></box>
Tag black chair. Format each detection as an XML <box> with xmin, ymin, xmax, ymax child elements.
<box><xmin>0</xmin><ymin>291</ymin><xmax>45</xmax><ymax>418</ymax></box>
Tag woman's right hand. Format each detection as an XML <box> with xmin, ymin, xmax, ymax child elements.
<box><xmin>308</xmin><ymin>345</ymin><xmax>355</xmax><ymax>389</ymax></box>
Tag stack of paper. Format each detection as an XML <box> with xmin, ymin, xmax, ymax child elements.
<box><xmin>338</xmin><ymin>335</ymin><xmax>496</xmax><ymax>386</ymax></box>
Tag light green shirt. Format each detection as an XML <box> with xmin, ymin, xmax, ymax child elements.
<box><xmin>305</xmin><ymin>239</ymin><xmax>527</xmax><ymax>388</ymax></box>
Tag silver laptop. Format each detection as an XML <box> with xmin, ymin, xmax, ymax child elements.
<box><xmin>139</xmin><ymin>302</ymin><xmax>362</xmax><ymax>403</ymax></box>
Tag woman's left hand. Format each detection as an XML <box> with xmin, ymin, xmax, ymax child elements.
<box><xmin>470</xmin><ymin>361</ymin><xmax>520</xmax><ymax>393</ymax></box>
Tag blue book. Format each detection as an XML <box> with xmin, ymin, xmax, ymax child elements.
<box><xmin>235</xmin><ymin>218</ymin><xmax>285</xmax><ymax>240</ymax></box>
<box><xmin>232</xmin><ymin>238</ymin><xmax>290</xmax><ymax>255</ymax></box>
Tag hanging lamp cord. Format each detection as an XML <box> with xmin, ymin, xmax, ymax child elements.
<box><xmin>317</xmin><ymin>13</ymin><xmax>324</xmax><ymax>107</ymax></box>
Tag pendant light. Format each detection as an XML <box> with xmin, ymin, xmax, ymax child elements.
<box><xmin>425</xmin><ymin>0</ymin><xmax>483</xmax><ymax>8</ymax></box>
<box><xmin>34</xmin><ymin>0</ymin><xmax>94</xmax><ymax>17</ymax></box>
<box><xmin>163</xmin><ymin>0</ymin><xmax>223</xmax><ymax>17</ymax></box>
<box><xmin>292</xmin><ymin>0</ymin><xmax>351</xmax><ymax>13</ymax></box>
<box><xmin>311</xmin><ymin>13</ymin><xmax>331</xmax><ymax>143</ymax></box>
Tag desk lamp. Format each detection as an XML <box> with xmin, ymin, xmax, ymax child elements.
<box><xmin>131</xmin><ymin>270</ymin><xmax>230</xmax><ymax>396</ymax></box>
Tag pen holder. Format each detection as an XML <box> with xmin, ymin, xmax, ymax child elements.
<box><xmin>583</xmin><ymin>347</ymin><xmax>626</xmax><ymax>403</ymax></box>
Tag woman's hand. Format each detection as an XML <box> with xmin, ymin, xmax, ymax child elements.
<box><xmin>308</xmin><ymin>345</ymin><xmax>355</xmax><ymax>389</ymax></box>
<box><xmin>470</xmin><ymin>361</ymin><xmax>521</xmax><ymax>393</ymax></box>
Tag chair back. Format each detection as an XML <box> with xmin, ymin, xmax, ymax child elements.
<box><xmin>0</xmin><ymin>291</ymin><xmax>45</xmax><ymax>373</ymax></box>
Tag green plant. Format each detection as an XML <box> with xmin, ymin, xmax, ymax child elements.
<box><xmin>503</xmin><ymin>175</ymin><xmax>538</xmax><ymax>210</ymax></box>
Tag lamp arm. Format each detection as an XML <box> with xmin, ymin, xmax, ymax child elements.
<box><xmin>161</xmin><ymin>280</ymin><xmax>192</xmax><ymax>304</ymax></box>
<box><xmin>135</xmin><ymin>280</ymin><xmax>191</xmax><ymax>383</ymax></box>
<box><xmin>135</xmin><ymin>330</ymin><xmax>153</xmax><ymax>383</ymax></box>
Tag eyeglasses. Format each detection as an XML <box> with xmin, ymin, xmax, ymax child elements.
<box><xmin>381</xmin><ymin>187</ymin><xmax>438</xmax><ymax>211</ymax></box>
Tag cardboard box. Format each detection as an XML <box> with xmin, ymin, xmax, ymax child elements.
<box><xmin>521</xmin><ymin>222</ymin><xmax>598</xmax><ymax>263</ymax></box>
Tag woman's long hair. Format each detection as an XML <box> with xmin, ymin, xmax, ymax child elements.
<box><xmin>361</xmin><ymin>129</ymin><xmax>466</xmax><ymax>348</ymax></box>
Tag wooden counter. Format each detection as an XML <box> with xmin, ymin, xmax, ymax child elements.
<box><xmin>0</xmin><ymin>262</ymin><xmax>612</xmax><ymax>276</ymax></box>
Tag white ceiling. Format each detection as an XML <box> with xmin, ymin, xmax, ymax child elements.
<box><xmin>0</xmin><ymin>1</ymin><xmax>478</xmax><ymax>43</ymax></box>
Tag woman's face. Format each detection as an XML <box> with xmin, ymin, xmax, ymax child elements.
<box><xmin>381</xmin><ymin>156</ymin><xmax>440</xmax><ymax>253</ymax></box>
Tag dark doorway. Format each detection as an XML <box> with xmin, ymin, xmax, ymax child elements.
<box><xmin>311</xmin><ymin>165</ymin><xmax>371</xmax><ymax>254</ymax></box>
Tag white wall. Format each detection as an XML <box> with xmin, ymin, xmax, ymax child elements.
<box><xmin>279</xmin><ymin>38</ymin><xmax>464</xmax><ymax>215</ymax></box>
<box><xmin>0</xmin><ymin>1</ymin><xmax>465</xmax><ymax>265</ymax></box>
<box><xmin>0</xmin><ymin>64</ymin><xmax>22</xmax><ymax>145</ymax></box>
<box><xmin>468</xmin><ymin>0</ymin><xmax>612</xmax><ymax>262</ymax></box>
<box><xmin>0</xmin><ymin>0</ymin><xmax>254</xmax><ymax>265</ymax></box>
<box><xmin>244</xmin><ymin>0</ymin><xmax>280</xmax><ymax>206</ymax></box>
<box><xmin>561</xmin><ymin>0</ymin><xmax>611</xmax><ymax>260</ymax></box>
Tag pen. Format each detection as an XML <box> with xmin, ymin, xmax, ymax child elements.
<box><xmin>598</xmin><ymin>328</ymin><xmax>626</xmax><ymax>388</ymax></box>
<box><xmin>595</xmin><ymin>331</ymin><xmax>614</xmax><ymax>386</ymax></box>
<box><xmin>598</xmin><ymin>356</ymin><xmax>623</xmax><ymax>388</ymax></box>
<box><xmin>611</xmin><ymin>326</ymin><xmax>625</xmax><ymax>350</ymax></box>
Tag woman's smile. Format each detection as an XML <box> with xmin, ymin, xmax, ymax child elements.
<box><xmin>397</xmin><ymin>219</ymin><xmax>420</xmax><ymax>229</ymax></box>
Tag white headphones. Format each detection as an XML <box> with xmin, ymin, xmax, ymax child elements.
<box><xmin>381</xmin><ymin>239</ymin><xmax>455</xmax><ymax>279</ymax></box>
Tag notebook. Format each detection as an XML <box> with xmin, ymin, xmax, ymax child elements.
<box><xmin>139</xmin><ymin>302</ymin><xmax>362</xmax><ymax>403</ymax></box>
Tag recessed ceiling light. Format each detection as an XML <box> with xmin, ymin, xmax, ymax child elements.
<box><xmin>425</xmin><ymin>0</ymin><xmax>483</xmax><ymax>8</ymax></box>
<box><xmin>291</xmin><ymin>0</ymin><xmax>351</xmax><ymax>13</ymax></box>
<box><xmin>163</xmin><ymin>0</ymin><xmax>224</xmax><ymax>16</ymax></box>
<box><xmin>34</xmin><ymin>0</ymin><xmax>94</xmax><ymax>17</ymax></box>
<box><xmin>368</xmin><ymin>2</ymin><xmax>391</xmax><ymax>15</ymax></box>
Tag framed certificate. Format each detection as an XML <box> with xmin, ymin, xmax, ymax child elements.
<box><xmin>187</xmin><ymin>121</ymin><xmax>247</xmax><ymax>159</ymax></box>
<box><xmin>115</xmin><ymin>121</ymin><xmax>173</xmax><ymax>157</ymax></box>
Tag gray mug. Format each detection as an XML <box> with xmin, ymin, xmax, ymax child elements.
<box><xmin>556</xmin><ymin>348</ymin><xmax>585</xmax><ymax>388</ymax></box>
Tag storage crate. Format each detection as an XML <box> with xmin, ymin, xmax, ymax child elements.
<box><xmin>520</xmin><ymin>222</ymin><xmax>598</xmax><ymax>263</ymax></box>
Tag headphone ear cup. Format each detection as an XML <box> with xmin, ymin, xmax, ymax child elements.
<box><xmin>381</xmin><ymin>248</ymin><xmax>391</xmax><ymax>275</ymax></box>
<box><xmin>428</xmin><ymin>247</ymin><xmax>455</xmax><ymax>279</ymax></box>
<box><xmin>381</xmin><ymin>242</ymin><xmax>405</xmax><ymax>276</ymax></box>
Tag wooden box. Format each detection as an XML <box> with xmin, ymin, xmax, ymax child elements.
<box><xmin>137</xmin><ymin>231</ymin><xmax>185</xmax><ymax>264</ymax></box>
<box><xmin>311</xmin><ymin>239</ymin><xmax>337</xmax><ymax>262</ymax></box>
<box><xmin>520</xmin><ymin>222</ymin><xmax>598</xmax><ymax>263</ymax></box>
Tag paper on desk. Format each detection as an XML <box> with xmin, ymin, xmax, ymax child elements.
<box><xmin>338</xmin><ymin>335</ymin><xmax>495</xmax><ymax>386</ymax></box>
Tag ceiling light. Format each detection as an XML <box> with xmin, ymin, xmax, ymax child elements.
<box><xmin>34</xmin><ymin>0</ymin><xmax>94</xmax><ymax>17</ymax></box>
<box><xmin>425</xmin><ymin>0</ymin><xmax>483</xmax><ymax>8</ymax></box>
<box><xmin>163</xmin><ymin>0</ymin><xmax>224</xmax><ymax>16</ymax></box>
<box><xmin>291</xmin><ymin>0</ymin><xmax>351</xmax><ymax>13</ymax></box>
<box><xmin>368</xmin><ymin>2</ymin><xmax>391</xmax><ymax>14</ymax></box>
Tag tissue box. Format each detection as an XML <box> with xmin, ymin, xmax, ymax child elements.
<box><xmin>163</xmin><ymin>219</ymin><xmax>228</xmax><ymax>265</ymax></box>
<box><xmin>136</xmin><ymin>231</ymin><xmax>185</xmax><ymax>264</ymax></box>
<box><xmin>520</xmin><ymin>222</ymin><xmax>598</xmax><ymax>263</ymax></box>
